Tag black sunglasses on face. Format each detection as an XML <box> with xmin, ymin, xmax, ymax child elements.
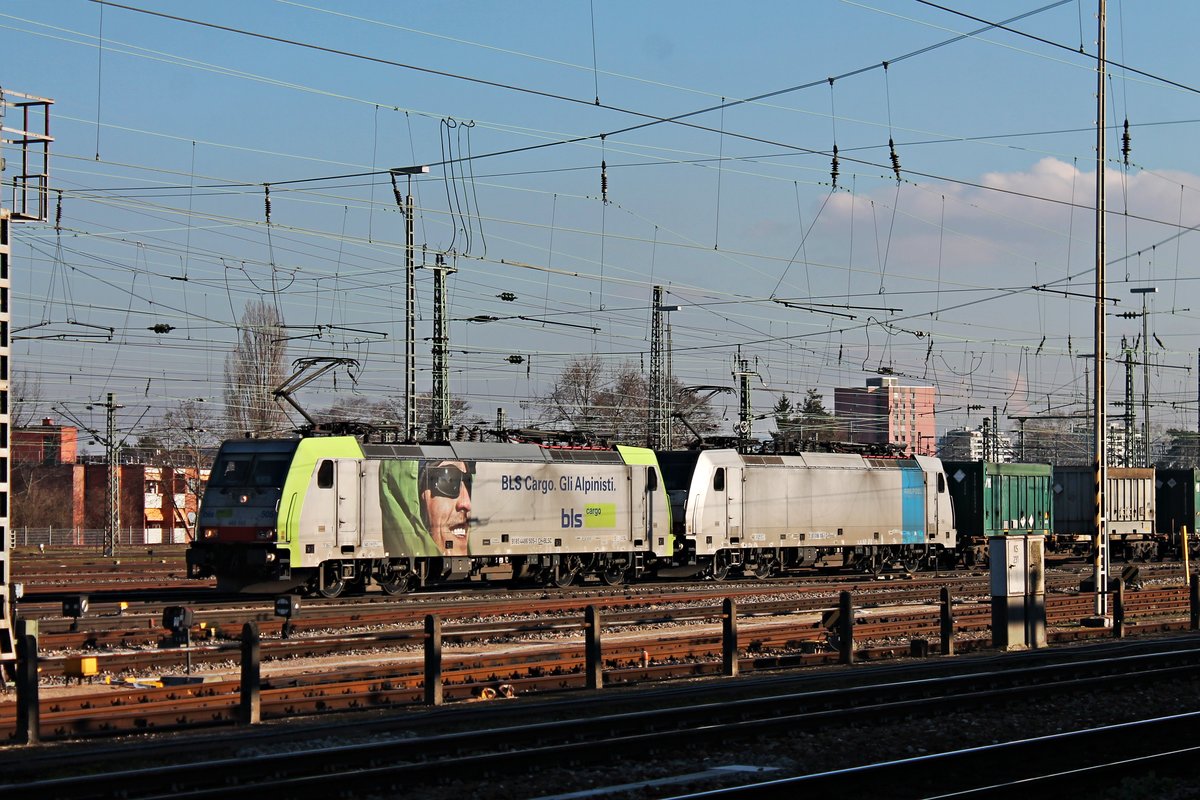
<box><xmin>425</xmin><ymin>464</ymin><xmax>472</xmax><ymax>498</ymax></box>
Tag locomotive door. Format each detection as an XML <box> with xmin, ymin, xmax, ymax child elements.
<box><xmin>725</xmin><ymin>466</ymin><xmax>743</xmax><ymax>545</ymax></box>
<box><xmin>336</xmin><ymin>459</ymin><xmax>361</xmax><ymax>547</ymax></box>
<box><xmin>633</xmin><ymin>465</ymin><xmax>650</xmax><ymax>547</ymax></box>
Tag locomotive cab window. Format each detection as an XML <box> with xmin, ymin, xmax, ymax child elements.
<box><xmin>937</xmin><ymin>473</ymin><xmax>946</xmax><ymax>493</ymax></box>
<box><xmin>714</xmin><ymin>467</ymin><xmax>725</xmax><ymax>492</ymax></box>
<box><xmin>647</xmin><ymin>467</ymin><xmax>658</xmax><ymax>492</ymax></box>
<box><xmin>255</xmin><ymin>455</ymin><xmax>292</xmax><ymax>487</ymax></box>
<box><xmin>317</xmin><ymin>460</ymin><xmax>334</xmax><ymax>489</ymax></box>
<box><xmin>211</xmin><ymin>456</ymin><xmax>252</xmax><ymax>487</ymax></box>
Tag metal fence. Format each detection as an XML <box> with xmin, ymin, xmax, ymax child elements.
<box><xmin>11</xmin><ymin>527</ymin><xmax>192</xmax><ymax>549</ymax></box>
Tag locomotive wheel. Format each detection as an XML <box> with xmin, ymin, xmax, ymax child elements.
<box><xmin>709</xmin><ymin>551</ymin><xmax>731</xmax><ymax>582</ymax></box>
<box><xmin>858</xmin><ymin>552</ymin><xmax>883</xmax><ymax>577</ymax></box>
<box><xmin>317</xmin><ymin>577</ymin><xmax>346</xmax><ymax>599</ymax></box>
<box><xmin>316</xmin><ymin>561</ymin><xmax>346</xmax><ymax>599</ymax></box>
<box><xmin>900</xmin><ymin>554</ymin><xmax>921</xmax><ymax>575</ymax></box>
<box><xmin>551</xmin><ymin>556</ymin><xmax>581</xmax><ymax>588</ymax></box>
<box><xmin>753</xmin><ymin>559</ymin><xmax>775</xmax><ymax>579</ymax></box>
<box><xmin>601</xmin><ymin>565</ymin><xmax>627</xmax><ymax>586</ymax></box>
<box><xmin>549</xmin><ymin>556</ymin><xmax>580</xmax><ymax>587</ymax></box>
<box><xmin>377</xmin><ymin>571</ymin><xmax>414</xmax><ymax>596</ymax></box>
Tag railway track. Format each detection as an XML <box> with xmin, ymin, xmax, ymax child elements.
<box><xmin>3</xmin><ymin>584</ymin><xmax>1196</xmax><ymax>740</ymax></box>
<box><xmin>21</xmin><ymin>581</ymin><xmax>1191</xmax><ymax>678</ymax></box>
<box><xmin>4</xmin><ymin>637</ymin><xmax>1198</xmax><ymax>799</ymax></box>
<box><xmin>667</xmin><ymin>713</ymin><xmax>1200</xmax><ymax>799</ymax></box>
<box><xmin>18</xmin><ymin>557</ymin><xmax>1183</xmax><ymax>637</ymax></box>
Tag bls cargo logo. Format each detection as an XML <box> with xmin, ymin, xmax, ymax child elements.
<box><xmin>561</xmin><ymin>504</ymin><xmax>617</xmax><ymax>528</ymax></box>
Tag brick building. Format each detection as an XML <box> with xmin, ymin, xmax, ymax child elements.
<box><xmin>12</xmin><ymin>419</ymin><xmax>209</xmax><ymax>544</ymax></box>
<box><xmin>12</xmin><ymin>417</ymin><xmax>78</xmax><ymax>464</ymax></box>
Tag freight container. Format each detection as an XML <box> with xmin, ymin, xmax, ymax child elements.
<box><xmin>1155</xmin><ymin>468</ymin><xmax>1200</xmax><ymax>557</ymax></box>
<box><xmin>1052</xmin><ymin>466</ymin><xmax>1158</xmax><ymax>559</ymax></box>
<box><xmin>943</xmin><ymin>461</ymin><xmax>1052</xmax><ymax>564</ymax></box>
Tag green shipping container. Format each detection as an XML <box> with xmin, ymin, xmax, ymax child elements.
<box><xmin>944</xmin><ymin>461</ymin><xmax>1053</xmax><ymax>540</ymax></box>
<box><xmin>1156</xmin><ymin>468</ymin><xmax>1200</xmax><ymax>537</ymax></box>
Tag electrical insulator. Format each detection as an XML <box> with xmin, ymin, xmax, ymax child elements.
<box><xmin>55</xmin><ymin>189</ymin><xmax>63</xmax><ymax>231</ymax></box>
<box><xmin>601</xmin><ymin>160</ymin><xmax>608</xmax><ymax>203</ymax></box>
<box><xmin>1121</xmin><ymin>118</ymin><xmax>1131</xmax><ymax>166</ymax></box>
<box><xmin>264</xmin><ymin>185</ymin><xmax>272</xmax><ymax>224</ymax></box>
<box><xmin>888</xmin><ymin>138</ymin><xmax>901</xmax><ymax>182</ymax></box>
<box><xmin>507</xmin><ymin>355</ymin><xmax>525</xmax><ymax>364</ymax></box>
<box><xmin>148</xmin><ymin>324</ymin><xmax>175</xmax><ymax>334</ymax></box>
<box><xmin>497</xmin><ymin>292</ymin><xmax>517</xmax><ymax>302</ymax></box>
<box><xmin>831</xmin><ymin>144</ymin><xmax>840</xmax><ymax>189</ymax></box>
<box><xmin>390</xmin><ymin>173</ymin><xmax>403</xmax><ymax>207</ymax></box>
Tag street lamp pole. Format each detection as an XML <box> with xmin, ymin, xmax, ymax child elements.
<box><xmin>1131</xmin><ymin>286</ymin><xmax>1157</xmax><ymax>467</ymax></box>
<box><xmin>390</xmin><ymin>165</ymin><xmax>429</xmax><ymax>442</ymax></box>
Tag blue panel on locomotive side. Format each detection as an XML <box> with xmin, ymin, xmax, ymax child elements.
<box><xmin>901</xmin><ymin>462</ymin><xmax>926</xmax><ymax>544</ymax></box>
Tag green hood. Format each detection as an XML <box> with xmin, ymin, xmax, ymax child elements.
<box><xmin>379</xmin><ymin>460</ymin><xmax>440</xmax><ymax>557</ymax></box>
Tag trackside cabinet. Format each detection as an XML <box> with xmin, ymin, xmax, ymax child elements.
<box><xmin>989</xmin><ymin>534</ymin><xmax>1047</xmax><ymax>651</ymax></box>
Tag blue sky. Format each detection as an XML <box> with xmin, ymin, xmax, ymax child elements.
<box><xmin>3</xmin><ymin>0</ymin><xmax>1200</xmax><ymax>446</ymax></box>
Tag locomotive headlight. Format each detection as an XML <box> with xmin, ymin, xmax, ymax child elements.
<box><xmin>239</xmin><ymin>494</ymin><xmax>250</xmax><ymax>505</ymax></box>
<box><xmin>256</xmin><ymin>528</ymin><xmax>276</xmax><ymax>541</ymax></box>
<box><xmin>202</xmin><ymin>528</ymin><xmax>218</xmax><ymax>539</ymax></box>
<box><xmin>265</xmin><ymin>551</ymin><xmax>276</xmax><ymax>562</ymax></box>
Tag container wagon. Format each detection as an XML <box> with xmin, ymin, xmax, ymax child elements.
<box><xmin>1155</xmin><ymin>468</ymin><xmax>1200</xmax><ymax>558</ymax></box>
<box><xmin>943</xmin><ymin>461</ymin><xmax>1053</xmax><ymax>565</ymax></box>
<box><xmin>1051</xmin><ymin>466</ymin><xmax>1157</xmax><ymax>560</ymax></box>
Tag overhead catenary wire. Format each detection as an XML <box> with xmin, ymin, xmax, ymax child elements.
<box><xmin>8</xmin><ymin>1</ymin><xmax>1198</xmax><ymax>439</ymax></box>
<box><xmin>87</xmin><ymin>0</ymin><xmax>1187</xmax><ymax>204</ymax></box>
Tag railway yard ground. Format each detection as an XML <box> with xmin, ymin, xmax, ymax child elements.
<box><xmin>3</xmin><ymin>545</ymin><xmax>1200</xmax><ymax>798</ymax></box>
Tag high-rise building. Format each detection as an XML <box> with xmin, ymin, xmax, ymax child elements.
<box><xmin>834</xmin><ymin>376</ymin><xmax>936</xmax><ymax>455</ymax></box>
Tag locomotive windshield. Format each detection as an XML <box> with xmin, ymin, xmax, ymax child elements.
<box><xmin>208</xmin><ymin>452</ymin><xmax>292</xmax><ymax>489</ymax></box>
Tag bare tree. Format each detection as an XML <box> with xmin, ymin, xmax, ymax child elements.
<box><xmin>11</xmin><ymin>464</ymin><xmax>73</xmax><ymax>529</ymax></box>
<box><xmin>1160</xmin><ymin>428</ymin><xmax>1200</xmax><ymax>468</ymax></box>
<box><xmin>12</xmin><ymin>371</ymin><xmax>46</xmax><ymax>428</ymax></box>
<box><xmin>542</xmin><ymin>356</ymin><xmax>636</xmax><ymax>442</ymax></box>
<box><xmin>314</xmin><ymin>396</ymin><xmax>399</xmax><ymax>427</ymax></box>
<box><xmin>315</xmin><ymin>393</ymin><xmax>474</xmax><ymax>438</ymax></box>
<box><xmin>541</xmin><ymin>355</ymin><xmax>716</xmax><ymax>447</ymax></box>
<box><xmin>223</xmin><ymin>300</ymin><xmax>289</xmax><ymax>437</ymax></box>
<box><xmin>1017</xmin><ymin>419</ymin><xmax>1090</xmax><ymax>465</ymax></box>
<box><xmin>164</xmin><ymin>399</ymin><xmax>220</xmax><ymax>461</ymax></box>
<box><xmin>415</xmin><ymin>393</ymin><xmax>474</xmax><ymax>439</ymax></box>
